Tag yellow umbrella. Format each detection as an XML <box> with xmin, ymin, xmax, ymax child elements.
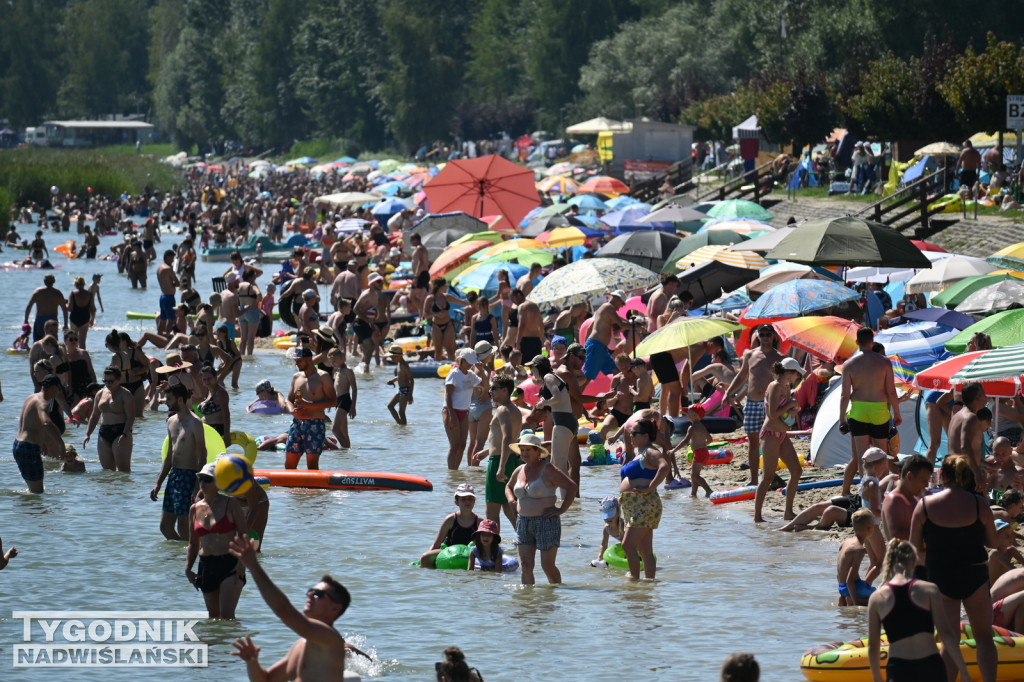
<box><xmin>537</xmin><ymin>226</ymin><xmax>587</xmax><ymax>247</ymax></box>
<box><xmin>471</xmin><ymin>238</ymin><xmax>546</xmax><ymax>260</ymax></box>
<box><xmin>915</xmin><ymin>141</ymin><xmax>960</xmax><ymax>156</ymax></box>
<box><xmin>677</xmin><ymin>244</ymin><xmax>768</xmax><ymax>270</ymax></box>
<box><xmin>990</xmin><ymin>268</ymin><xmax>1024</xmax><ymax>278</ymax></box>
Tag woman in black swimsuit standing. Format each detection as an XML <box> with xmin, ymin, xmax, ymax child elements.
<box><xmin>423</xmin><ymin>278</ymin><xmax>465</xmax><ymax>361</ymax></box>
<box><xmin>911</xmin><ymin>455</ymin><xmax>999</xmax><ymax>682</ymax></box>
<box><xmin>67</xmin><ymin>277</ymin><xmax>96</xmax><ymax>349</ymax></box>
<box><xmin>214</xmin><ymin>325</ymin><xmax>243</xmax><ymax>389</ymax></box>
<box><xmin>198</xmin><ymin>363</ymin><xmax>231</xmax><ymax>440</ymax></box>
<box><xmin>63</xmin><ymin>329</ymin><xmax>96</xmax><ymax>404</ymax></box>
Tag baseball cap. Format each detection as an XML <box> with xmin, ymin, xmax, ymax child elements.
<box><xmin>862</xmin><ymin>446</ymin><xmax>888</xmax><ymax>463</ymax></box>
<box><xmin>456</xmin><ymin>348</ymin><xmax>478</xmax><ymax>365</ymax></box>
<box><xmin>454</xmin><ymin>484</ymin><xmax>476</xmax><ymax>498</ymax></box>
<box><xmin>303</xmin><ymin>288</ymin><xmax>319</xmax><ymax>299</ymax></box>
<box><xmin>287</xmin><ymin>346</ymin><xmax>314</xmax><ymax>359</ymax></box>
<box><xmin>780</xmin><ymin>357</ymin><xmax>806</xmax><ymax>375</ymax></box>
<box><xmin>608</xmin><ymin>290</ymin><xmax>626</xmax><ymax>302</ymax></box>
<box><xmin>368</xmin><ymin>273</ymin><xmax>384</xmax><ymax>285</ymax></box>
<box><xmin>199</xmin><ymin>462</ymin><xmax>217</xmax><ymax>478</ymax></box>
<box><xmin>599</xmin><ymin>496</ymin><xmax>620</xmax><ymax>520</ymax></box>
<box><xmin>40</xmin><ymin>374</ymin><xmax>62</xmax><ymax>388</ymax></box>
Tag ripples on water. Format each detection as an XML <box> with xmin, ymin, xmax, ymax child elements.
<box><xmin>0</xmin><ymin>228</ymin><xmax>865</xmax><ymax>680</ymax></box>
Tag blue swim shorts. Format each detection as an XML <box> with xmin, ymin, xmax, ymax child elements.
<box><xmin>13</xmin><ymin>439</ymin><xmax>44</xmax><ymax>482</ymax></box>
<box><xmin>163</xmin><ymin>467</ymin><xmax>198</xmax><ymax>516</ymax></box>
<box><xmin>286</xmin><ymin>418</ymin><xmax>326</xmax><ymax>456</ymax></box>
<box><xmin>159</xmin><ymin>294</ymin><xmax>176</xmax><ymax>321</ymax></box>
<box><xmin>582</xmin><ymin>337</ymin><xmax>617</xmax><ymax>380</ymax></box>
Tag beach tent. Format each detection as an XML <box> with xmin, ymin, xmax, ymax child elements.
<box><xmin>809</xmin><ymin>380</ymin><xmax>922</xmax><ymax>468</ymax></box>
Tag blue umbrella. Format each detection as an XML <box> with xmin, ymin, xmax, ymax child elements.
<box><xmin>374</xmin><ymin>181</ymin><xmax>408</xmax><ymax>197</ymax></box>
<box><xmin>455</xmin><ymin>263</ymin><xmax>529</xmax><ymax>297</ymax></box>
<box><xmin>334</xmin><ymin>156</ymin><xmax>358</xmax><ymax>164</ymax></box>
<box><xmin>599</xmin><ymin>207</ymin><xmax>652</xmax><ymax>228</ymax></box>
<box><xmin>567</xmin><ymin>194</ymin><xmax>608</xmax><ymax>212</ymax></box>
<box><xmin>605</xmin><ymin>196</ymin><xmax>644</xmax><ymax>211</ymax></box>
<box><xmin>744</xmin><ymin>279</ymin><xmax>860</xmax><ymax>319</ymax></box>
<box><xmin>896</xmin><ymin>308</ymin><xmax>977</xmax><ymax>330</ymax></box>
<box><xmin>519</xmin><ymin>206</ymin><xmax>544</xmax><ymax>228</ymax></box>
<box><xmin>371</xmin><ymin>197</ymin><xmax>415</xmax><ymax>226</ymax></box>
<box><xmin>873</xmin><ymin>321</ymin><xmax>957</xmax><ymax>371</ymax></box>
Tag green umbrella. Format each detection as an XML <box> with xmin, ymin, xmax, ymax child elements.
<box><xmin>660</xmin><ymin>230</ymin><xmax>750</xmax><ymax>273</ymax></box>
<box><xmin>944</xmin><ymin>309</ymin><xmax>1024</xmax><ymax>354</ymax></box>
<box><xmin>951</xmin><ymin>342</ymin><xmax>1024</xmax><ymax>383</ymax></box>
<box><xmin>537</xmin><ymin>203</ymin><xmax>573</xmax><ymax>217</ymax></box>
<box><xmin>635</xmin><ymin>317</ymin><xmax>745</xmax><ymax>356</ymax></box>
<box><xmin>449</xmin><ymin>231</ymin><xmax>505</xmax><ymax>247</ymax></box>
<box><xmin>765</xmin><ymin>217</ymin><xmax>932</xmax><ymax>268</ymax></box>
<box><xmin>479</xmin><ymin>248</ymin><xmax>555</xmax><ymax>267</ymax></box>
<box><xmin>932</xmin><ymin>273</ymin><xmax>1024</xmax><ymax>309</ymax></box>
<box><xmin>378</xmin><ymin>158</ymin><xmax>403</xmax><ymax>173</ymax></box>
<box><xmin>706</xmin><ymin>199</ymin><xmax>774</xmax><ymax>221</ymax></box>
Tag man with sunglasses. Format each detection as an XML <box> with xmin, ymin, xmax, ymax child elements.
<box><xmin>229</xmin><ymin>535</ymin><xmax>353</xmax><ymax>680</ymax></box>
<box><xmin>284</xmin><ymin>347</ymin><xmax>336</xmax><ymax>470</ymax></box>
<box><xmin>725</xmin><ymin>323</ymin><xmax>785</xmax><ymax>487</ymax></box>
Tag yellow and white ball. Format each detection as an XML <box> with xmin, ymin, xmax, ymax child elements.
<box><xmin>214</xmin><ymin>454</ymin><xmax>254</xmax><ymax>496</ymax></box>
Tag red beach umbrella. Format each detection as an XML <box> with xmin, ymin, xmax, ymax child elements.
<box><xmin>424</xmin><ymin>155</ymin><xmax>540</xmax><ymax>226</ymax></box>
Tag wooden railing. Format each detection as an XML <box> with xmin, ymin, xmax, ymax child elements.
<box><xmin>851</xmin><ymin>169</ymin><xmax>946</xmax><ymax>232</ymax></box>
<box><xmin>630</xmin><ymin>160</ymin><xmax>694</xmax><ymax>203</ymax></box>
<box><xmin>693</xmin><ymin>159</ymin><xmax>775</xmax><ymax>204</ymax></box>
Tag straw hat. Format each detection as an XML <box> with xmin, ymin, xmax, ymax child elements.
<box><xmin>509</xmin><ymin>432</ymin><xmax>549</xmax><ymax>458</ymax></box>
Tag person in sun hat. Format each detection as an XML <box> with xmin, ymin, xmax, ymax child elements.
<box><xmin>419</xmin><ymin>484</ymin><xmax>481</xmax><ymax>569</ymax></box>
<box><xmin>591</xmin><ymin>496</ymin><xmax>624</xmax><ymax>568</ymax></box>
<box><xmin>468</xmin><ymin>518</ymin><xmax>513</xmax><ymax>572</ymax></box>
<box><xmin>505</xmin><ymin>431</ymin><xmax>577</xmax><ymax>585</ymax></box>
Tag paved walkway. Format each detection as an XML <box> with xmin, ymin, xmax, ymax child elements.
<box><xmin>761</xmin><ymin>192</ymin><xmax>1024</xmax><ymax>258</ymax></box>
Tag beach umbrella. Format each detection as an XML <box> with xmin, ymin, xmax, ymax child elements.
<box><xmin>536</xmin><ymin>226</ymin><xmax>588</xmax><ymax>247</ymax></box>
<box><xmin>634</xmin><ymin>317</ymin><xmax>744</xmax><ymax>357</ymax></box>
<box><xmin>521</xmin><ymin>214</ymin><xmax>582</xmax><ymax>237</ymax></box>
<box><xmin>677</xmin><ymin>245</ymin><xmax>768</xmax><ymax>271</ymax></box>
<box><xmin>471</xmin><ymin>239</ymin><xmax>547</xmax><ymax>260</ymax></box>
<box><xmin>744</xmin><ymin>279</ymin><xmax>860</xmax><ymax>320</ymax></box>
<box><xmin>661</xmin><ymin>230</ymin><xmax>750</xmax><ymax>273</ymax></box>
<box><xmin>889</xmin><ymin>355</ymin><xmax>918</xmax><ymax>392</ymax></box>
<box><xmin>536</xmin><ymin>203</ymin><xmax>574</xmax><ymax>218</ymax></box>
<box><xmin>428</xmin><ymin>240</ymin><xmax>496</xmax><ymax>280</ymax></box>
<box><xmin>846</xmin><ymin>251</ymin><xmax>951</xmax><ymax>284</ymax></box>
<box><xmin>915</xmin><ymin>142</ymin><xmax>960</xmax><ymax>156</ymax></box>
<box><xmin>745</xmin><ymin>268</ymin><xmax>840</xmax><ymax>300</ymax></box>
<box><xmin>944</xmin><ymin>309</ymin><xmax>1024</xmax><ymax>353</ymax></box>
<box><xmin>424</xmin><ymin>154</ymin><xmax>540</xmax><ymax>226</ymax></box>
<box><xmin>598</xmin><ymin>206</ymin><xmax>652</xmax><ymax>229</ymax></box>
<box><xmin>698</xmin><ymin>218</ymin><xmax>774</xmax><ymax>234</ymax></box>
<box><xmin>766</xmin><ymin>217</ymin><xmax>933</xmax><ymax>268</ymax></box>
<box><xmin>527</xmin><ymin>258</ymin><xmax>659</xmax><ymax>310</ymax></box>
<box><xmin>705</xmin><ymin>199</ymin><xmax>774</xmax><ymax>222</ymax></box>
<box><xmin>897</xmin><ymin>308</ymin><xmax>976</xmax><ymax>331</ymax></box>
<box><xmin>536</xmin><ymin>176</ymin><xmax>580</xmax><ymax>196</ymax></box>
<box><xmin>409</xmin><ymin>211</ymin><xmax>488</xmax><ymax>238</ymax></box>
<box><xmin>419</xmin><ymin>230</ymin><xmax>483</xmax><ymax>262</ymax></box>
<box><xmin>565</xmin><ymin>116</ymin><xmax>630</xmax><ymax>134</ymax></box>
<box><xmin>378</xmin><ymin>159</ymin><xmax>402</xmax><ymax>173</ymax></box>
<box><xmin>904</xmin><ymin>256</ymin><xmax>998</xmax><ymax>294</ymax></box>
<box><xmin>595</xmin><ymin>231</ymin><xmax>682</xmax><ymax>272</ymax></box>
<box><xmin>449</xmin><ymin>231</ymin><xmax>505</xmax><ymax>248</ymax></box>
<box><xmin>915</xmin><ymin>350</ymin><xmax>1018</xmax><ymax>396</ymax></box>
<box><xmin>911</xmin><ymin>239</ymin><xmax>947</xmax><ymax>253</ymax></box>
<box><xmin>544</xmin><ymin>161</ymin><xmax>578</xmax><ymax>176</ymax></box>
<box><xmin>639</xmin><ymin>204</ymin><xmax>708</xmax><ymax>223</ymax></box>
<box><xmin>371</xmin><ymin>195</ymin><xmax>414</xmax><ymax>217</ymax></box>
<box><xmin>951</xmin><ymin>343</ymin><xmax>1024</xmax><ymax>384</ymax></box>
<box><xmin>676</xmin><ymin>261</ymin><xmax>762</xmax><ymax>309</ymax></box>
<box><xmin>578</xmin><ymin>175</ymin><xmax>630</xmax><ymax>196</ymax></box>
<box><xmin>567</xmin><ymin>194</ymin><xmax>609</xmax><ymax>212</ymax></box>
<box><xmin>987</xmin><ymin>242</ymin><xmax>1024</xmax><ymax>271</ymax></box>
<box><xmin>606</xmin><ymin>196</ymin><xmax>646</xmax><ymax>211</ymax></box>
<box><xmin>773</xmin><ymin>316</ymin><xmax>862</xmax><ymax>362</ymax></box>
<box><xmin>874</xmin><ymin>322</ymin><xmax>957</xmax><ymax>370</ymax></box>
<box><xmin>932</xmin><ymin>273</ymin><xmax>1024</xmax><ymax>309</ymax></box>
<box><xmin>954</xmin><ymin>279</ymin><xmax>1024</xmax><ymax>315</ymax></box>
<box><xmin>704</xmin><ymin>289</ymin><xmax>754</xmax><ymax>313</ymax></box>
<box><xmin>454</xmin><ymin>262</ymin><xmax>529</xmax><ymax>297</ymax></box>
<box><xmin>478</xmin><ymin>248</ymin><xmax>555</xmax><ymax>268</ymax></box>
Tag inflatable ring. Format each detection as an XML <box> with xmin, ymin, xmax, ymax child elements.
<box><xmin>227</xmin><ymin>431</ymin><xmax>258</xmax><ymax>465</ymax></box>
<box><xmin>391</xmin><ymin>336</ymin><xmax>430</xmax><ymax>353</ymax></box>
<box><xmin>602</xmin><ymin>543</ymin><xmax>656</xmax><ymax>570</ymax></box>
<box><xmin>273</xmin><ymin>336</ymin><xmax>296</xmax><ymax>349</ymax></box>
<box><xmin>436</xmin><ymin>544</ymin><xmax>471</xmax><ymax>569</ymax></box>
<box><xmin>247</xmin><ymin>399</ymin><xmax>284</xmax><ymax>415</ymax></box>
<box><xmin>161</xmin><ymin>424</ymin><xmax>226</xmax><ymax>464</ymax></box>
<box><xmin>6</xmin><ymin>348</ymin><xmax>28</xmax><ymax>355</ymax></box>
<box><xmin>709</xmin><ymin>486</ymin><xmax>757</xmax><ymax>505</ymax></box>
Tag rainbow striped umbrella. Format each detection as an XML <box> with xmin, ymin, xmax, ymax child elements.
<box><xmin>888</xmin><ymin>355</ymin><xmax>918</xmax><ymax>391</ymax></box>
<box><xmin>536</xmin><ymin>176</ymin><xmax>581</xmax><ymax>196</ymax></box>
<box><xmin>772</xmin><ymin>316</ymin><xmax>861</xmax><ymax>362</ymax></box>
<box><xmin>677</xmin><ymin>244</ymin><xmax>768</xmax><ymax>271</ymax></box>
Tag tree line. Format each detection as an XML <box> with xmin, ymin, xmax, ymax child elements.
<box><xmin>1</xmin><ymin>0</ymin><xmax>1022</xmax><ymax>155</ymax></box>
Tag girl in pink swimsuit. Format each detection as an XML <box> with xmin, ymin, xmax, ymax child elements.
<box><xmin>753</xmin><ymin>358</ymin><xmax>806</xmax><ymax>523</ymax></box>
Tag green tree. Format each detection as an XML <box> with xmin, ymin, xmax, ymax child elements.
<box><xmin>843</xmin><ymin>52</ymin><xmax>919</xmax><ymax>142</ymax></box>
<box><xmin>0</xmin><ymin>0</ymin><xmax>66</xmax><ymax>127</ymax></box>
<box><xmin>938</xmin><ymin>33</ymin><xmax>1024</xmax><ymax>135</ymax></box>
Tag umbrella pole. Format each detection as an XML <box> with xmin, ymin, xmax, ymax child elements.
<box><xmin>697</xmin><ymin>277</ymin><xmax>710</xmax><ymax>315</ymax></box>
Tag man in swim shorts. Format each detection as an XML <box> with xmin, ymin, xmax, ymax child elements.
<box><xmin>285</xmin><ymin>347</ymin><xmax>336</xmax><ymax>469</ymax></box>
<box><xmin>515</xmin><ymin>293</ymin><xmax>545</xmax><ymax>362</ymax></box>
<box><xmin>725</xmin><ymin>323</ymin><xmax>785</xmax><ymax>487</ymax></box>
<box><xmin>13</xmin><ymin>374</ymin><xmax>65</xmax><ymax>493</ymax></box>
<box><xmin>353</xmin><ymin>273</ymin><xmax>385</xmax><ymax>372</ymax></box>
<box><xmin>151</xmin><ymin>383</ymin><xmax>206</xmax><ymax>540</ymax></box>
<box><xmin>471</xmin><ymin>376</ymin><xmax>522</xmax><ymax>529</ymax></box>
<box><xmin>839</xmin><ymin>327</ymin><xmax>900</xmax><ymax>496</ymax></box>
<box><xmin>156</xmin><ymin>249</ymin><xmax>180</xmax><ymax>335</ymax></box>
<box><xmin>24</xmin><ymin>273</ymin><xmax>69</xmax><ymax>342</ymax></box>
<box><xmin>583</xmin><ymin>290</ymin><xmax>632</xmax><ymax>381</ymax></box>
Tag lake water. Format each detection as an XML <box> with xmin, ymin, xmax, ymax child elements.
<box><xmin>0</xmin><ymin>226</ymin><xmax>870</xmax><ymax>681</ymax></box>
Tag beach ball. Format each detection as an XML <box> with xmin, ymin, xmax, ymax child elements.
<box><xmin>215</xmin><ymin>454</ymin><xmax>254</xmax><ymax>497</ymax></box>
<box><xmin>50</xmin><ymin>186</ymin><xmax>58</xmax><ymax>195</ymax></box>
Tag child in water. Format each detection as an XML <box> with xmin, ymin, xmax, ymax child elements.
<box><xmin>837</xmin><ymin>508</ymin><xmax>880</xmax><ymax>606</ymax></box>
<box><xmin>467</xmin><ymin>518</ymin><xmax>516</xmax><ymax>572</ymax></box>
<box><xmin>89</xmin><ymin>274</ymin><xmax>104</xmax><ymax>313</ymax></box>
<box><xmin>11</xmin><ymin>323</ymin><xmax>30</xmax><ymax>350</ymax></box>
<box><xmin>386</xmin><ymin>346</ymin><xmax>413</xmax><ymax>425</ymax></box>
<box><xmin>61</xmin><ymin>444</ymin><xmax>86</xmax><ymax>473</ymax></box>
<box><xmin>69</xmin><ymin>382</ymin><xmax>102</xmax><ymax>426</ymax></box>
<box><xmin>328</xmin><ymin>347</ymin><xmax>357</xmax><ymax>448</ymax></box>
<box><xmin>591</xmin><ymin>496</ymin><xmax>624</xmax><ymax>567</ymax></box>
<box><xmin>669</xmin><ymin>404</ymin><xmax>713</xmax><ymax>497</ymax></box>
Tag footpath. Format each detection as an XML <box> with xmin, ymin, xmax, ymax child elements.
<box><xmin>761</xmin><ymin>192</ymin><xmax>1024</xmax><ymax>258</ymax></box>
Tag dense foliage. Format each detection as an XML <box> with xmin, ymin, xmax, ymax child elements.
<box><xmin>1</xmin><ymin>0</ymin><xmax>1023</xmax><ymax>153</ymax></box>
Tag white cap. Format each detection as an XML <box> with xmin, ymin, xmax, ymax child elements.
<box><xmin>780</xmin><ymin>357</ymin><xmax>806</xmax><ymax>375</ymax></box>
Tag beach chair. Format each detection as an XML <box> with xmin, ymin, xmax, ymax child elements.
<box><xmin>211</xmin><ymin>276</ymin><xmax>226</xmax><ymax>293</ymax></box>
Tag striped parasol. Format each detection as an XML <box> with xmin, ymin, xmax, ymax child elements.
<box><xmin>772</xmin><ymin>316</ymin><xmax>861</xmax><ymax>362</ymax></box>
<box><xmin>676</xmin><ymin>245</ymin><xmax>768</xmax><ymax>271</ymax></box>
<box><xmin>888</xmin><ymin>355</ymin><xmax>918</xmax><ymax>391</ymax></box>
<box><xmin>915</xmin><ymin>350</ymin><xmax>1019</xmax><ymax>396</ymax></box>
<box><xmin>536</xmin><ymin>176</ymin><xmax>580</xmax><ymax>196</ymax></box>
<box><xmin>950</xmin><ymin>343</ymin><xmax>1024</xmax><ymax>383</ymax></box>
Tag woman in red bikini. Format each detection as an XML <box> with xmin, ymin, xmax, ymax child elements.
<box><xmin>753</xmin><ymin>357</ymin><xmax>805</xmax><ymax>523</ymax></box>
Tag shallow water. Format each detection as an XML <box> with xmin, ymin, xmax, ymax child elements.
<box><xmin>0</xmin><ymin>226</ymin><xmax>872</xmax><ymax>681</ymax></box>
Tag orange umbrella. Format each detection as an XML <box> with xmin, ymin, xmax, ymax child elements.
<box><xmin>773</xmin><ymin>316</ymin><xmax>862</xmax><ymax>362</ymax></box>
<box><xmin>428</xmin><ymin>240</ymin><xmax>494</xmax><ymax>280</ymax></box>
<box><xmin>578</xmin><ymin>175</ymin><xmax>629</xmax><ymax>196</ymax></box>
<box><xmin>424</xmin><ymin>154</ymin><xmax>540</xmax><ymax>226</ymax></box>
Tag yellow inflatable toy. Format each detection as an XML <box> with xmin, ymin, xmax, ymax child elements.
<box><xmin>800</xmin><ymin>621</ymin><xmax>1024</xmax><ymax>681</ymax></box>
<box><xmin>760</xmin><ymin>452</ymin><xmax>807</xmax><ymax>473</ymax></box>
<box><xmin>391</xmin><ymin>336</ymin><xmax>430</xmax><ymax>352</ymax></box>
<box><xmin>273</xmin><ymin>336</ymin><xmax>296</xmax><ymax>350</ymax></box>
<box><xmin>161</xmin><ymin>424</ymin><xmax>226</xmax><ymax>464</ymax></box>
<box><xmin>227</xmin><ymin>431</ymin><xmax>258</xmax><ymax>465</ymax></box>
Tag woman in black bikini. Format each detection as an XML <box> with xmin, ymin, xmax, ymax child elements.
<box><xmin>423</xmin><ymin>278</ymin><xmax>465</xmax><ymax>361</ymax></box>
<box><xmin>911</xmin><ymin>455</ymin><xmax>999</xmax><ymax>682</ymax></box>
<box><xmin>63</xmin><ymin>329</ymin><xmax>96</xmax><ymax>404</ymax></box>
<box><xmin>198</xmin><ymin>364</ymin><xmax>231</xmax><ymax>440</ymax></box>
<box><xmin>67</xmin><ymin>276</ymin><xmax>96</xmax><ymax>349</ymax></box>
<box><xmin>214</xmin><ymin>325</ymin><xmax>243</xmax><ymax>389</ymax></box>
<box><xmin>118</xmin><ymin>332</ymin><xmax>150</xmax><ymax>414</ymax></box>
<box><xmin>83</xmin><ymin>366</ymin><xmax>136</xmax><ymax>471</ymax></box>
<box><xmin>187</xmin><ymin>463</ymin><xmax>248</xmax><ymax>619</ymax></box>
<box><xmin>526</xmin><ymin>354</ymin><xmax>578</xmax><ymax>482</ymax></box>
